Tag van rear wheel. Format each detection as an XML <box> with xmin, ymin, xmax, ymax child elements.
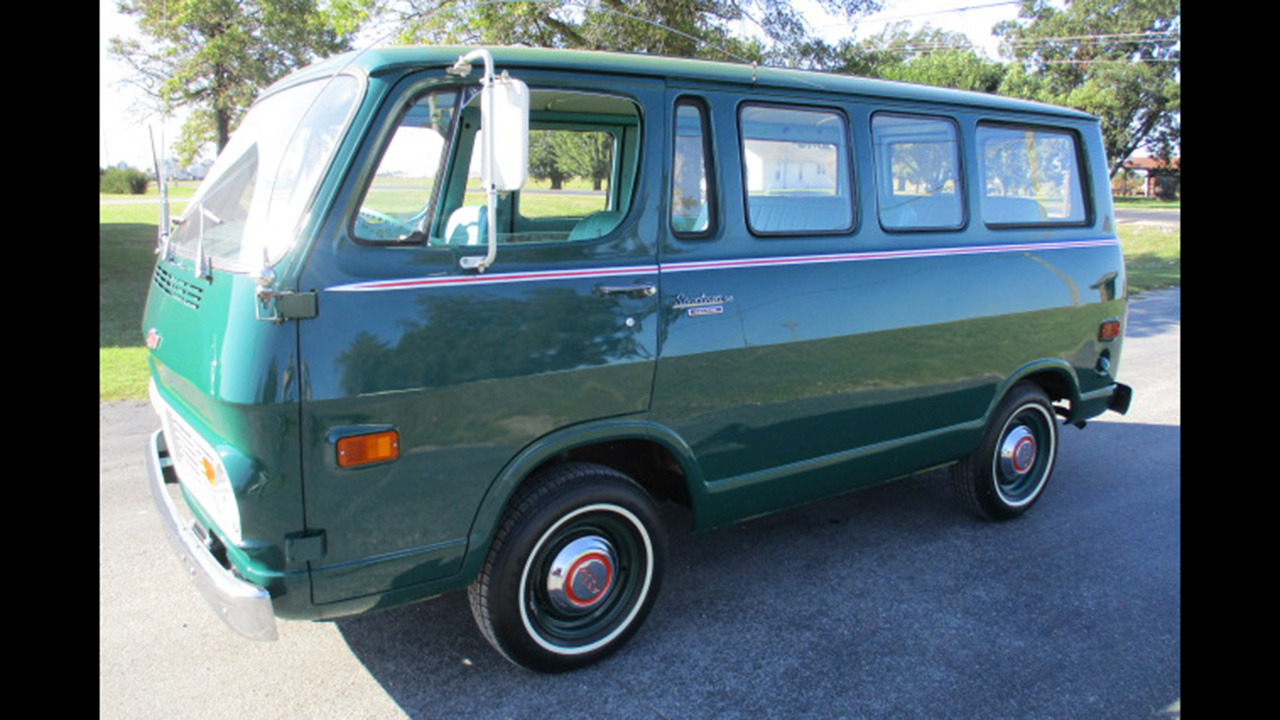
<box><xmin>952</xmin><ymin>383</ymin><xmax>1059</xmax><ymax>520</ymax></box>
<box><xmin>468</xmin><ymin>462</ymin><xmax>665</xmax><ymax>672</ymax></box>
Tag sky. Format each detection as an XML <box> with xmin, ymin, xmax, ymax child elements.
<box><xmin>798</xmin><ymin>0</ymin><xmax>1020</xmax><ymax>55</ymax></box>
<box><xmin>99</xmin><ymin>0</ymin><xmax>1024</xmax><ymax>171</ymax></box>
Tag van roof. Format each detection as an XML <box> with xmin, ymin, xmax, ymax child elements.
<box><xmin>283</xmin><ymin>45</ymin><xmax>1095</xmax><ymax>122</ymax></box>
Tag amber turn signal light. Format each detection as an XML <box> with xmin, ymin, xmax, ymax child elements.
<box><xmin>336</xmin><ymin>430</ymin><xmax>399</xmax><ymax>468</ymax></box>
<box><xmin>1098</xmin><ymin>319</ymin><xmax>1121</xmax><ymax>341</ymax></box>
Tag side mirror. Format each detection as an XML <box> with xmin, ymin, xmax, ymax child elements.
<box><xmin>451</xmin><ymin>49</ymin><xmax>529</xmax><ymax>272</ymax></box>
<box><xmin>483</xmin><ymin>74</ymin><xmax>528</xmax><ymax>192</ymax></box>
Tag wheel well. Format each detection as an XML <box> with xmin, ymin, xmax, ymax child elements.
<box><xmin>1018</xmin><ymin>369</ymin><xmax>1075</xmax><ymax>419</ymax></box>
<box><xmin>529</xmin><ymin>440</ymin><xmax>691</xmax><ymax>510</ymax></box>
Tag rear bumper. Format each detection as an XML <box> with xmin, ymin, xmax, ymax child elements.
<box><xmin>147</xmin><ymin>429</ymin><xmax>278</xmax><ymax>641</ymax></box>
<box><xmin>1108</xmin><ymin>382</ymin><xmax>1133</xmax><ymax>415</ymax></box>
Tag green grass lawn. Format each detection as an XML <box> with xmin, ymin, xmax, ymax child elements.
<box><xmin>1112</xmin><ymin>196</ymin><xmax>1180</xmax><ymax>210</ymax></box>
<box><xmin>1118</xmin><ymin>223</ymin><xmax>1181</xmax><ymax>293</ymax></box>
<box><xmin>99</xmin><ymin>180</ymin><xmax>199</xmax><ymax>202</ymax></box>
<box><xmin>100</xmin><ymin>198</ymin><xmax>188</xmax><ymax>401</ymax></box>
<box><xmin>101</xmin><ymin>197</ymin><xmax>1180</xmax><ymax>403</ymax></box>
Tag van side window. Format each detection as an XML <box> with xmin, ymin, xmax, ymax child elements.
<box><xmin>443</xmin><ymin>90</ymin><xmax>641</xmax><ymax>246</ymax></box>
<box><xmin>872</xmin><ymin>113</ymin><xmax>963</xmax><ymax>231</ymax></box>
<box><xmin>978</xmin><ymin>124</ymin><xmax>1087</xmax><ymax>225</ymax></box>
<box><xmin>739</xmin><ymin>104</ymin><xmax>853</xmax><ymax>235</ymax></box>
<box><xmin>672</xmin><ymin>100</ymin><xmax>715</xmax><ymax>237</ymax></box>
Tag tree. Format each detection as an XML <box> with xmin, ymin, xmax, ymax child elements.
<box><xmin>385</xmin><ymin>0</ymin><xmax>882</xmax><ymax>63</ymax></box>
<box><xmin>109</xmin><ymin>0</ymin><xmax>369</xmax><ymax>164</ymax></box>
<box><xmin>994</xmin><ymin>0</ymin><xmax>1180</xmax><ymax>176</ymax></box>
<box><xmin>527</xmin><ymin>130</ymin><xmax>613</xmax><ymax>190</ymax></box>
<box><xmin>881</xmin><ymin>48</ymin><xmax>1007</xmax><ymax>94</ymax></box>
<box><xmin>555</xmin><ymin>131</ymin><xmax>613</xmax><ymax>191</ymax></box>
<box><xmin>528</xmin><ymin>130</ymin><xmax>571</xmax><ymax>189</ymax></box>
<box><xmin>816</xmin><ymin>22</ymin><xmax>1008</xmax><ymax>93</ymax></box>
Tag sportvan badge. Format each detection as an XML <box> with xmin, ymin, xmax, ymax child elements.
<box><xmin>145</xmin><ymin>328</ymin><xmax>163</xmax><ymax>350</ymax></box>
<box><xmin>673</xmin><ymin>293</ymin><xmax>734</xmax><ymax>316</ymax></box>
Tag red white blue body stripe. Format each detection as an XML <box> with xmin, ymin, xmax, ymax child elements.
<box><xmin>326</xmin><ymin>265</ymin><xmax>657</xmax><ymax>292</ymax></box>
<box><xmin>325</xmin><ymin>239</ymin><xmax>1118</xmax><ymax>293</ymax></box>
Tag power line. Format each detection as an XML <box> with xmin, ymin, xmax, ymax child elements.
<box><xmin>856</xmin><ymin>0</ymin><xmax>1024</xmax><ymax>26</ymax></box>
<box><xmin>864</xmin><ymin>31</ymin><xmax>1180</xmax><ymax>57</ymax></box>
<box><xmin>1041</xmin><ymin>58</ymin><xmax>1180</xmax><ymax>64</ymax></box>
<box><xmin>1006</xmin><ymin>31</ymin><xmax>1180</xmax><ymax>45</ymax></box>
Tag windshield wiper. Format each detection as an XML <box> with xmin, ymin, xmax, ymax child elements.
<box><xmin>200</xmin><ymin>206</ymin><xmax>224</xmax><ymax>225</ymax></box>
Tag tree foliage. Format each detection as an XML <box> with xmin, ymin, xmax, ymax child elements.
<box><xmin>527</xmin><ymin>130</ymin><xmax>571</xmax><ymax>189</ymax></box>
<box><xmin>100</xmin><ymin>166</ymin><xmax>151</xmax><ymax>195</ymax></box>
<box><xmin>995</xmin><ymin>0</ymin><xmax>1180</xmax><ymax>175</ymax></box>
<box><xmin>527</xmin><ymin>130</ymin><xmax>613</xmax><ymax>190</ymax></box>
<box><xmin>110</xmin><ymin>0</ymin><xmax>368</xmax><ymax>164</ymax></box>
<box><xmin>881</xmin><ymin>47</ymin><xmax>1006</xmax><ymax>94</ymax></box>
<box><xmin>108</xmin><ymin>0</ymin><xmax>1179</xmax><ymax>179</ymax></box>
<box><xmin>813</xmin><ymin>2</ymin><xmax>1180</xmax><ymax>175</ymax></box>
<box><xmin>813</xmin><ymin>22</ymin><xmax>1006</xmax><ymax>93</ymax></box>
<box><xmin>555</xmin><ymin>131</ymin><xmax>613</xmax><ymax>190</ymax></box>
<box><xmin>385</xmin><ymin>0</ymin><xmax>881</xmax><ymax>63</ymax></box>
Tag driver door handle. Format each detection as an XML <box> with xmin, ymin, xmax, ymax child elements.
<box><xmin>593</xmin><ymin>282</ymin><xmax>657</xmax><ymax>299</ymax></box>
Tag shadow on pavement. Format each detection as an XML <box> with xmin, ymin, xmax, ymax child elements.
<box><xmin>337</xmin><ymin>418</ymin><xmax>1179</xmax><ymax>719</ymax></box>
<box><xmin>1125</xmin><ymin>287</ymin><xmax>1180</xmax><ymax>339</ymax></box>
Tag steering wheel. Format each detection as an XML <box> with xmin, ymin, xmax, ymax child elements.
<box><xmin>355</xmin><ymin>208</ymin><xmax>415</xmax><ymax>240</ymax></box>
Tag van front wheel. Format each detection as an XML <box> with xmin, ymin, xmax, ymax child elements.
<box><xmin>468</xmin><ymin>462</ymin><xmax>665</xmax><ymax>672</ymax></box>
<box><xmin>953</xmin><ymin>383</ymin><xmax>1059</xmax><ymax>521</ymax></box>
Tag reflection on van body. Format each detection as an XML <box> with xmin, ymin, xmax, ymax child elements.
<box><xmin>143</xmin><ymin>46</ymin><xmax>1132</xmax><ymax>671</ymax></box>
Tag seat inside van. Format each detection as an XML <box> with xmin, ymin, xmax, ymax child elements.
<box><xmin>444</xmin><ymin>205</ymin><xmax>487</xmax><ymax>245</ymax></box>
<box><xmin>748</xmin><ymin>195</ymin><xmax>850</xmax><ymax>233</ymax></box>
<box><xmin>983</xmin><ymin>196</ymin><xmax>1048</xmax><ymax>225</ymax></box>
<box><xmin>568</xmin><ymin>211</ymin><xmax>623</xmax><ymax>241</ymax></box>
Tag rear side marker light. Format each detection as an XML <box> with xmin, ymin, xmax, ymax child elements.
<box><xmin>337</xmin><ymin>431</ymin><xmax>400</xmax><ymax>468</ymax></box>
<box><xmin>1098</xmin><ymin>319</ymin><xmax>1121</xmax><ymax>341</ymax></box>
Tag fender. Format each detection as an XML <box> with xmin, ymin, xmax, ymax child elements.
<box><xmin>992</xmin><ymin>358</ymin><xmax>1083</xmax><ymax>423</ymax></box>
<box><xmin>456</xmin><ymin>416</ymin><xmax>706</xmax><ymax>581</ymax></box>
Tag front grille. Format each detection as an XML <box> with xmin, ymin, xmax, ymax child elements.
<box><xmin>151</xmin><ymin>386</ymin><xmax>243</xmax><ymax>545</ymax></box>
<box><xmin>153</xmin><ymin>263</ymin><xmax>204</xmax><ymax>309</ymax></box>
<box><xmin>163</xmin><ymin>405</ymin><xmax>208</xmax><ymax>487</ymax></box>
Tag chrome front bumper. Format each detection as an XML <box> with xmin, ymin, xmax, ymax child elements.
<box><xmin>147</xmin><ymin>429</ymin><xmax>278</xmax><ymax>641</ymax></box>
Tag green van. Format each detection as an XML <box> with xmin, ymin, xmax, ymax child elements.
<box><xmin>144</xmin><ymin>46</ymin><xmax>1132</xmax><ymax>672</ymax></box>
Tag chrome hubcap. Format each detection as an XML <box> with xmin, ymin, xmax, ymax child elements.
<box><xmin>999</xmin><ymin>425</ymin><xmax>1037</xmax><ymax>479</ymax></box>
<box><xmin>546</xmin><ymin>536</ymin><xmax>616</xmax><ymax>614</ymax></box>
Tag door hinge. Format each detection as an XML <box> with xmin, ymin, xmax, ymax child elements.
<box><xmin>276</xmin><ymin>291</ymin><xmax>318</xmax><ymax>320</ymax></box>
<box><xmin>256</xmin><ymin>289</ymin><xmax>318</xmax><ymax>322</ymax></box>
<box><xmin>285</xmin><ymin>530</ymin><xmax>326</xmax><ymax>563</ymax></box>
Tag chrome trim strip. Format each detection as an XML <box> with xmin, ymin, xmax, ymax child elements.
<box><xmin>147</xmin><ymin>430</ymin><xmax>278</xmax><ymax>642</ymax></box>
<box><xmin>322</xmin><ymin>239</ymin><xmax>1119</xmax><ymax>293</ymax></box>
<box><xmin>661</xmin><ymin>239</ymin><xmax>1120</xmax><ymax>274</ymax></box>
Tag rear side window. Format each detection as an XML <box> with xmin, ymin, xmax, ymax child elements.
<box><xmin>671</xmin><ymin>100</ymin><xmax>715</xmax><ymax>237</ymax></box>
<box><xmin>978</xmin><ymin>124</ymin><xmax>1087</xmax><ymax>225</ymax></box>
<box><xmin>739</xmin><ymin>104</ymin><xmax>853</xmax><ymax>235</ymax></box>
<box><xmin>872</xmin><ymin>113</ymin><xmax>963</xmax><ymax>231</ymax></box>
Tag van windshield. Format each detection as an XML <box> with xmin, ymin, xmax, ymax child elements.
<box><xmin>168</xmin><ymin>74</ymin><xmax>361</xmax><ymax>271</ymax></box>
